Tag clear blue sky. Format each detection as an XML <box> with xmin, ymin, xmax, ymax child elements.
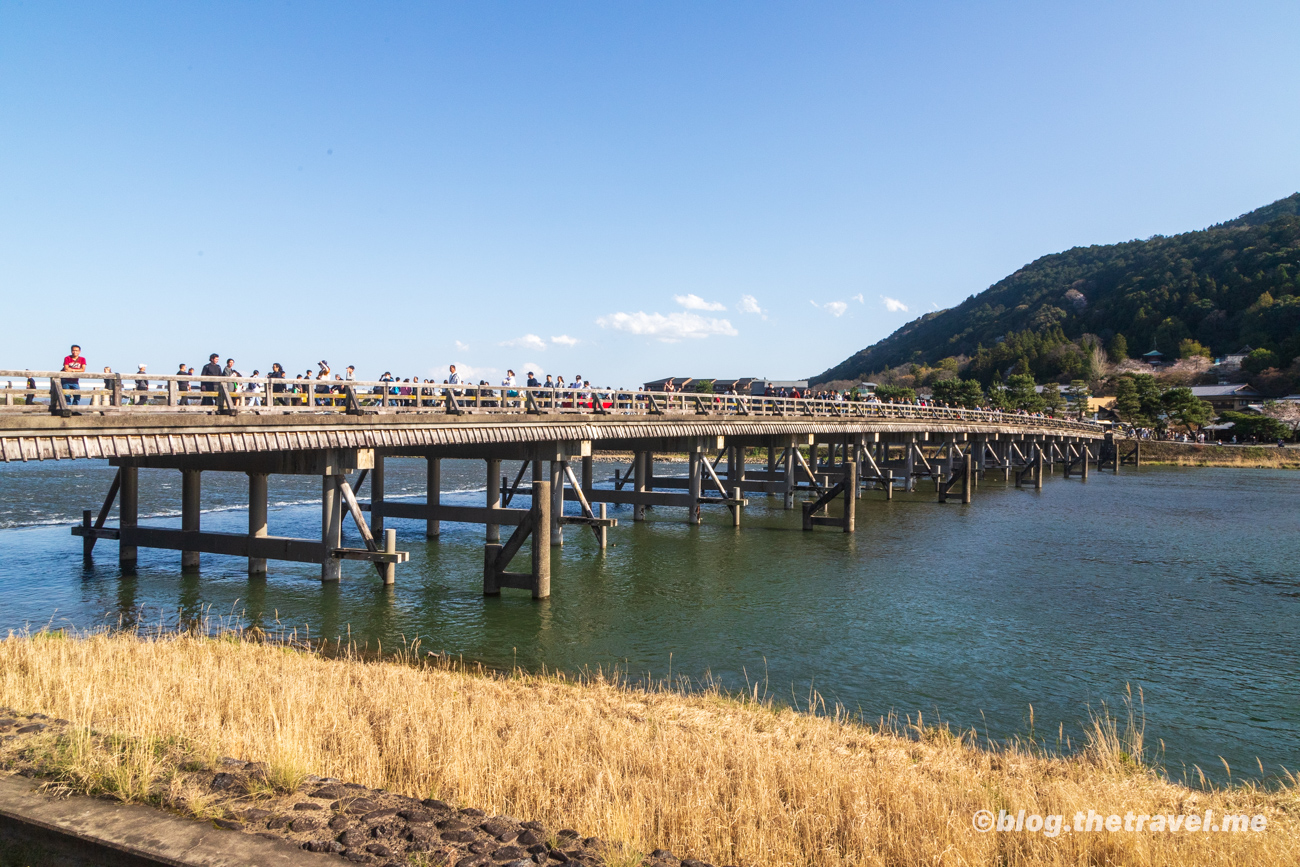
<box><xmin>3</xmin><ymin>2</ymin><xmax>1298</xmax><ymax>386</ymax></box>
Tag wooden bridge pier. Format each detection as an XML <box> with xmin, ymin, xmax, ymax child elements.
<box><xmin>802</xmin><ymin>460</ymin><xmax>856</xmax><ymax>532</ymax></box>
<box><xmin>938</xmin><ymin>453</ymin><xmax>974</xmax><ymax>504</ymax></box>
<box><xmin>73</xmin><ymin>448</ymin><xmax>408</xmax><ymax>582</ymax></box>
<box><xmin>1062</xmin><ymin>439</ymin><xmax>1092</xmax><ymax>479</ymax></box>
<box><xmin>483</xmin><ymin>480</ymin><xmax>550</xmax><ymax>599</ymax></box>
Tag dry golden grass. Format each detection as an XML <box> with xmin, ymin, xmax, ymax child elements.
<box><xmin>1</xmin><ymin>630</ymin><xmax>1296</xmax><ymax>866</ymax></box>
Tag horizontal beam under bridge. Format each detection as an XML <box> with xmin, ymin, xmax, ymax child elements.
<box><xmin>368</xmin><ymin>502</ymin><xmax>530</xmax><ymax>526</ymax></box>
<box><xmin>71</xmin><ymin>526</ymin><xmax>408</xmax><ymax>564</ymax></box>
<box><xmin>563</xmin><ymin>489</ymin><xmax>746</xmax><ymax>507</ymax></box>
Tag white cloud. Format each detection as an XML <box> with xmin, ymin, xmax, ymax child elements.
<box><xmin>520</xmin><ymin>362</ymin><xmax>544</xmax><ymax>379</ymax></box>
<box><xmin>738</xmin><ymin>294</ymin><xmax>764</xmax><ymax>315</ymax></box>
<box><xmin>881</xmin><ymin>296</ymin><xmax>909</xmax><ymax>313</ymax></box>
<box><xmin>454</xmin><ymin>340</ymin><xmax>470</xmax><ymax>351</ymax></box>
<box><xmin>852</xmin><ymin>293</ymin><xmax>865</xmax><ymax>304</ymax></box>
<box><xmin>500</xmin><ymin>334</ymin><xmax>547</xmax><ymax>352</ymax></box>
<box><xmin>674</xmin><ymin>293</ymin><xmax>726</xmax><ymax>311</ymax></box>
<box><xmin>550</xmin><ymin>335</ymin><xmax>578</xmax><ymax>346</ymax></box>
<box><xmin>811</xmin><ymin>300</ymin><xmax>849</xmax><ymax>317</ymax></box>
<box><xmin>596</xmin><ymin>311</ymin><xmax>738</xmax><ymax>342</ymax></box>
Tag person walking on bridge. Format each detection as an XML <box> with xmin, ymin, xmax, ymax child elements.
<box><xmin>200</xmin><ymin>354</ymin><xmax>222</xmax><ymax>405</ymax></box>
<box><xmin>222</xmin><ymin>359</ymin><xmax>242</xmax><ymax>406</ymax></box>
<box><xmin>502</xmin><ymin>369</ymin><xmax>517</xmax><ymax>408</ymax></box>
<box><xmin>176</xmin><ymin>363</ymin><xmax>191</xmax><ymax>405</ymax></box>
<box><xmin>133</xmin><ymin>365</ymin><xmax>150</xmax><ymax>405</ymax></box>
<box><xmin>268</xmin><ymin>363</ymin><xmax>286</xmax><ymax>406</ymax></box>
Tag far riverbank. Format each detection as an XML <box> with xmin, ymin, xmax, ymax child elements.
<box><xmin>1134</xmin><ymin>440</ymin><xmax>1300</xmax><ymax>469</ymax></box>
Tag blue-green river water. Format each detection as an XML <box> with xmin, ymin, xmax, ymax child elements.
<box><xmin>0</xmin><ymin>459</ymin><xmax>1295</xmax><ymax>782</ymax></box>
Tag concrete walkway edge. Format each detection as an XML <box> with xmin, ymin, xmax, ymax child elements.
<box><xmin>0</xmin><ymin>774</ymin><xmax>318</xmax><ymax>866</ymax></box>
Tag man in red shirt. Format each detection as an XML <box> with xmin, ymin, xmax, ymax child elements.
<box><xmin>61</xmin><ymin>344</ymin><xmax>87</xmax><ymax>405</ymax></box>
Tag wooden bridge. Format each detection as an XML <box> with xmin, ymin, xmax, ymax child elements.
<box><xmin>0</xmin><ymin>370</ymin><xmax>1121</xmax><ymax>598</ymax></box>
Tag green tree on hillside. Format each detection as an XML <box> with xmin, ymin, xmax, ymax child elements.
<box><xmin>874</xmin><ymin>385</ymin><xmax>916</xmax><ymax>403</ymax></box>
<box><xmin>985</xmin><ymin>376</ymin><xmax>1010</xmax><ymax>410</ymax></box>
<box><xmin>1005</xmin><ymin>374</ymin><xmax>1045</xmax><ymax>412</ymax></box>
<box><xmin>931</xmin><ymin>378</ymin><xmax>984</xmax><ymax>408</ymax></box>
<box><xmin>1178</xmin><ymin>339</ymin><xmax>1212</xmax><ymax>359</ymax></box>
<box><xmin>1108</xmin><ymin>333</ymin><xmax>1130</xmax><ymax>362</ymax></box>
<box><xmin>1114</xmin><ymin>373</ymin><xmax>1164</xmax><ymax>426</ymax></box>
<box><xmin>1242</xmin><ymin>348</ymin><xmax>1279</xmax><ymax>375</ymax></box>
<box><xmin>1067</xmin><ymin>379</ymin><xmax>1092</xmax><ymax>416</ymax></box>
<box><xmin>1040</xmin><ymin>382</ymin><xmax>1066</xmax><ymax>414</ymax></box>
<box><xmin>1161</xmin><ymin>387</ymin><xmax>1214</xmax><ymax>432</ymax></box>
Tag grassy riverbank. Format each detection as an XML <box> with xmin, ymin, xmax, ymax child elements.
<box><xmin>1135</xmin><ymin>441</ymin><xmax>1300</xmax><ymax>469</ymax></box>
<box><xmin>1</xmin><ymin>632</ymin><xmax>1295</xmax><ymax>866</ymax></box>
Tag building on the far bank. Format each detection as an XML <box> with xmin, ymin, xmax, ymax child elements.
<box><xmin>1189</xmin><ymin>384</ymin><xmax>1263</xmax><ymax>413</ymax></box>
<box><xmin>749</xmin><ymin>379</ymin><xmax>809</xmax><ymax>395</ymax></box>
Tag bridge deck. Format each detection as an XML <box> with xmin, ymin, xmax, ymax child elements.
<box><xmin>0</xmin><ymin>372</ymin><xmax>1102</xmax><ymax>462</ymax></box>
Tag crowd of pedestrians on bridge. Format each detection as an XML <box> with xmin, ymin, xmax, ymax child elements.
<box><xmin>2</xmin><ymin>344</ymin><xmax>1079</xmax><ymax>424</ymax></box>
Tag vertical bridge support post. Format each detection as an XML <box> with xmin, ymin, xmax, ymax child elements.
<box><xmin>633</xmin><ymin>451</ymin><xmax>647</xmax><ymax>522</ymax></box>
<box><xmin>483</xmin><ymin>479</ymin><xmax>551</xmax><ymax>599</ymax></box>
<box><xmin>550</xmin><ymin>458</ymin><xmax>566</xmax><ymax>544</ymax></box>
<box><xmin>783</xmin><ymin>444</ymin><xmax>796</xmax><ymax>509</ymax></box>
<box><xmin>181</xmin><ymin>469</ymin><xmax>201</xmax><ymax>570</ymax></box>
<box><xmin>486</xmin><ymin>457</ymin><xmax>501</xmax><ymax>543</ymax></box>
<box><xmin>905</xmin><ymin>436</ymin><xmax>917</xmax><ymax>492</ymax></box>
<box><xmin>321</xmin><ymin>473</ymin><xmax>342</xmax><ymax>582</ymax></box>
<box><xmin>426</xmin><ymin>457</ymin><xmax>441</xmax><ymax>539</ymax></box>
<box><xmin>247</xmin><ymin>472</ymin><xmax>268</xmax><ymax>574</ymax></box>
<box><xmin>687</xmin><ymin>447</ymin><xmax>702</xmax><ymax>525</ymax></box>
<box><xmin>843</xmin><ymin>460</ymin><xmax>856</xmax><ymax>532</ymax></box>
<box><xmin>119</xmin><ymin>467</ymin><xmax>138</xmax><ymax>570</ymax></box>
<box><xmin>371</xmin><ymin>455</ymin><xmax>385</xmax><ymax>536</ymax></box>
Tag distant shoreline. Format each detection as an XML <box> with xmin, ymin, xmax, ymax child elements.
<box><xmin>1133</xmin><ymin>440</ymin><xmax>1300</xmax><ymax>469</ymax></box>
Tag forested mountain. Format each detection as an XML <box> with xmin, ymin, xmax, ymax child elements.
<box><xmin>815</xmin><ymin>194</ymin><xmax>1300</xmax><ymax>385</ymax></box>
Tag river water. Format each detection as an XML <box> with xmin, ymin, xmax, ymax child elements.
<box><xmin>0</xmin><ymin>458</ymin><xmax>1295</xmax><ymax>782</ymax></box>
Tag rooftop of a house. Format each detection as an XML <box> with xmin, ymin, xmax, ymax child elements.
<box><xmin>1189</xmin><ymin>384</ymin><xmax>1262</xmax><ymax>397</ymax></box>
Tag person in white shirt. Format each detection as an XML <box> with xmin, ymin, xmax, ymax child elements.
<box><xmin>501</xmin><ymin>370</ymin><xmax>517</xmax><ymax>408</ymax></box>
<box><xmin>245</xmin><ymin>370</ymin><xmax>262</xmax><ymax>406</ymax></box>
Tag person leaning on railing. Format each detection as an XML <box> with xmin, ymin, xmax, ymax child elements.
<box><xmin>61</xmin><ymin>344</ymin><xmax>87</xmax><ymax>405</ymax></box>
<box><xmin>268</xmin><ymin>363</ymin><xmax>286</xmax><ymax>406</ymax></box>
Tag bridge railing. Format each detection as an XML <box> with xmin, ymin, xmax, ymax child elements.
<box><xmin>0</xmin><ymin>370</ymin><xmax>1104</xmax><ymax>434</ymax></box>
